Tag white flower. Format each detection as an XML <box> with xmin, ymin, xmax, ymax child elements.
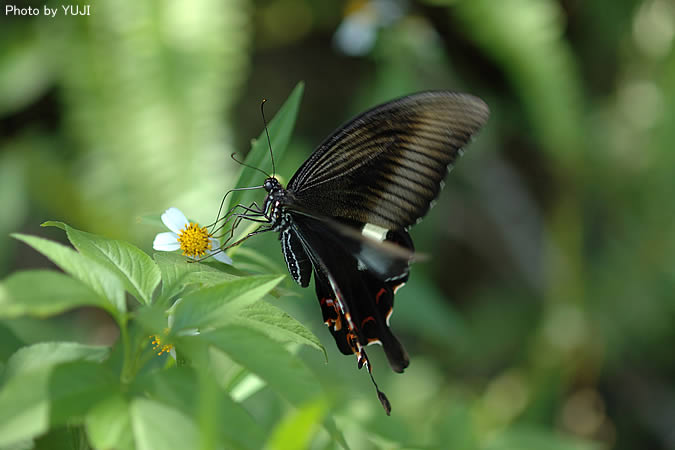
<box><xmin>151</xmin><ymin>298</ymin><xmax>201</xmax><ymax>360</ymax></box>
<box><xmin>153</xmin><ymin>207</ymin><xmax>232</xmax><ymax>264</ymax></box>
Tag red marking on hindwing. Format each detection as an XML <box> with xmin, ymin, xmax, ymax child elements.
<box><xmin>375</xmin><ymin>288</ymin><xmax>387</xmax><ymax>304</ymax></box>
<box><xmin>361</xmin><ymin>316</ymin><xmax>375</xmax><ymax>328</ymax></box>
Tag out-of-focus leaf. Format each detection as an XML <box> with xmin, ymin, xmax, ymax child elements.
<box><xmin>0</xmin><ymin>322</ymin><xmax>23</xmax><ymax>364</ymax></box>
<box><xmin>0</xmin><ymin>33</ymin><xmax>52</xmax><ymax>115</ymax></box>
<box><xmin>0</xmin><ymin>346</ymin><xmax>113</xmax><ymax>447</ymax></box>
<box><xmin>43</xmin><ymin>221</ymin><xmax>160</xmax><ymax>305</ymax></box>
<box><xmin>3</xmin><ymin>342</ymin><xmax>108</xmax><ymax>383</ymax></box>
<box><xmin>265</xmin><ymin>397</ymin><xmax>329</xmax><ymax>450</ymax></box>
<box><xmin>395</xmin><ymin>276</ymin><xmax>469</xmax><ymax>347</ymax></box>
<box><xmin>195</xmin><ymin>326</ymin><xmax>348</xmax><ymax>448</ymax></box>
<box><xmin>48</xmin><ymin>361</ymin><xmax>117</xmax><ymax>426</ymax></box>
<box><xmin>0</xmin><ymin>369</ymin><xmax>50</xmax><ymax>447</ymax></box>
<box><xmin>450</xmin><ymin>0</ymin><xmax>585</xmax><ymax>164</ymax></box>
<box><xmin>0</xmin><ymin>270</ymin><xmax>105</xmax><ymax>319</ymax></box>
<box><xmin>0</xmin><ymin>152</ymin><xmax>28</xmax><ymax>275</ymax></box>
<box><xmin>46</xmin><ymin>0</ymin><xmax>252</xmax><ymax>240</ymax></box>
<box><xmin>11</xmin><ymin>234</ymin><xmax>126</xmax><ymax>316</ymax></box>
<box><xmin>85</xmin><ymin>394</ymin><xmax>134</xmax><ymax>450</ymax></box>
<box><xmin>134</xmin><ymin>367</ymin><xmax>266</xmax><ymax>450</ymax></box>
<box><xmin>130</xmin><ymin>398</ymin><xmax>199</xmax><ymax>450</ymax></box>
<box><xmin>171</xmin><ymin>275</ymin><xmax>285</xmax><ymax>332</ymax></box>
<box><xmin>197</xmin><ymin>326</ymin><xmax>321</xmax><ymax>406</ymax></box>
<box><xmin>235</xmin><ymin>300</ymin><xmax>327</xmax><ymax>360</ymax></box>
<box><xmin>228</xmin><ymin>82</ymin><xmax>305</xmax><ymax>211</ymax></box>
<box><xmin>483</xmin><ymin>427</ymin><xmax>599</xmax><ymax>450</ymax></box>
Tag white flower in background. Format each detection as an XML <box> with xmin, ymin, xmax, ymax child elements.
<box><xmin>153</xmin><ymin>207</ymin><xmax>232</xmax><ymax>264</ymax></box>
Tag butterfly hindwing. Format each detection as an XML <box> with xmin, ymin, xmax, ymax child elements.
<box><xmin>290</xmin><ymin>214</ymin><xmax>411</xmax><ymax>373</ymax></box>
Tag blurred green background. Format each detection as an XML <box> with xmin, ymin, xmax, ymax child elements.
<box><xmin>1</xmin><ymin>0</ymin><xmax>674</xmax><ymax>448</ymax></box>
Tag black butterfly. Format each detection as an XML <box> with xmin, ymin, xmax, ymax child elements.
<box><xmin>220</xmin><ymin>91</ymin><xmax>489</xmax><ymax>414</ymax></box>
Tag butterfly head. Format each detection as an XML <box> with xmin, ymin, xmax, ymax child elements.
<box><xmin>263</xmin><ymin>177</ymin><xmax>283</xmax><ymax>193</ymax></box>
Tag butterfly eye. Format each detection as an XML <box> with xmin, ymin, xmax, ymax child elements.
<box><xmin>263</xmin><ymin>178</ymin><xmax>274</xmax><ymax>191</ymax></box>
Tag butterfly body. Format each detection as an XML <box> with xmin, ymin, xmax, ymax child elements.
<box><xmin>235</xmin><ymin>91</ymin><xmax>489</xmax><ymax>414</ymax></box>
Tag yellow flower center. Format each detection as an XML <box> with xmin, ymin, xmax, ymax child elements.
<box><xmin>150</xmin><ymin>331</ymin><xmax>174</xmax><ymax>356</ymax></box>
<box><xmin>177</xmin><ymin>222</ymin><xmax>212</xmax><ymax>258</ymax></box>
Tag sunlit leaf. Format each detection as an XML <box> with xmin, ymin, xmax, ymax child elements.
<box><xmin>265</xmin><ymin>397</ymin><xmax>329</xmax><ymax>450</ymax></box>
<box><xmin>235</xmin><ymin>300</ymin><xmax>327</xmax><ymax>360</ymax></box>
<box><xmin>154</xmin><ymin>252</ymin><xmax>238</xmax><ymax>303</ymax></box>
<box><xmin>43</xmin><ymin>221</ymin><xmax>160</xmax><ymax>305</ymax></box>
<box><xmin>171</xmin><ymin>275</ymin><xmax>285</xmax><ymax>332</ymax></box>
<box><xmin>11</xmin><ymin>234</ymin><xmax>126</xmax><ymax>316</ymax></box>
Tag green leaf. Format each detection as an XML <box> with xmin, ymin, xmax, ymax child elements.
<box><xmin>134</xmin><ymin>367</ymin><xmax>266</xmax><ymax>450</ymax></box>
<box><xmin>483</xmin><ymin>427</ymin><xmax>599</xmax><ymax>450</ymax></box>
<box><xmin>48</xmin><ymin>361</ymin><xmax>117</xmax><ymax>426</ymax></box>
<box><xmin>130</xmin><ymin>398</ymin><xmax>199</xmax><ymax>450</ymax></box>
<box><xmin>85</xmin><ymin>395</ymin><xmax>134</xmax><ymax>450</ymax></box>
<box><xmin>265</xmin><ymin>397</ymin><xmax>330</xmax><ymax>450</ymax></box>
<box><xmin>154</xmin><ymin>252</ymin><xmax>238</xmax><ymax>302</ymax></box>
<box><xmin>0</xmin><ymin>270</ymin><xmax>106</xmax><ymax>319</ymax></box>
<box><xmin>0</xmin><ymin>346</ymin><xmax>113</xmax><ymax>447</ymax></box>
<box><xmin>0</xmin><ymin>322</ymin><xmax>23</xmax><ymax>364</ymax></box>
<box><xmin>11</xmin><ymin>234</ymin><xmax>126</xmax><ymax>316</ymax></box>
<box><xmin>43</xmin><ymin>221</ymin><xmax>160</xmax><ymax>305</ymax></box>
<box><xmin>196</xmin><ymin>325</ymin><xmax>322</xmax><ymax>407</ymax></box>
<box><xmin>194</xmin><ymin>327</ymin><xmax>348</xmax><ymax>448</ymax></box>
<box><xmin>3</xmin><ymin>342</ymin><xmax>109</xmax><ymax>383</ymax></box>
<box><xmin>0</xmin><ymin>369</ymin><xmax>50</xmax><ymax>447</ymax></box>
<box><xmin>228</xmin><ymin>82</ymin><xmax>304</xmax><ymax>211</ymax></box>
<box><xmin>235</xmin><ymin>301</ymin><xmax>327</xmax><ymax>360</ymax></box>
<box><xmin>172</xmin><ymin>275</ymin><xmax>285</xmax><ymax>332</ymax></box>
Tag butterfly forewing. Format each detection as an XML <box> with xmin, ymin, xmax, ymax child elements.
<box><xmin>287</xmin><ymin>92</ymin><xmax>489</xmax><ymax>229</ymax></box>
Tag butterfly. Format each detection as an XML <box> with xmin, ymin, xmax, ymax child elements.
<box><xmin>219</xmin><ymin>91</ymin><xmax>489</xmax><ymax>414</ymax></box>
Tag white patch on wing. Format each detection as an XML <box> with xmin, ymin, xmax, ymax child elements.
<box><xmin>361</xmin><ymin>223</ymin><xmax>389</xmax><ymax>242</ymax></box>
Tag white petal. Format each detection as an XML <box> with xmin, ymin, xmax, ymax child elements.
<box><xmin>161</xmin><ymin>207</ymin><xmax>189</xmax><ymax>233</ymax></box>
<box><xmin>211</xmin><ymin>251</ymin><xmax>233</xmax><ymax>265</ymax></box>
<box><xmin>208</xmin><ymin>238</ymin><xmax>232</xmax><ymax>264</ymax></box>
<box><xmin>153</xmin><ymin>232</ymin><xmax>180</xmax><ymax>251</ymax></box>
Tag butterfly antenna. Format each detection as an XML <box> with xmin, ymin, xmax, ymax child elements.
<box><xmin>230</xmin><ymin>153</ymin><xmax>270</xmax><ymax>178</ymax></box>
<box><xmin>260</xmin><ymin>99</ymin><xmax>276</xmax><ymax>177</ymax></box>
